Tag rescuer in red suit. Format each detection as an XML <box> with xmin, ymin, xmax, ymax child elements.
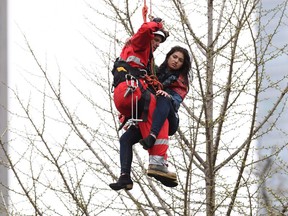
<box><xmin>109</xmin><ymin>6</ymin><xmax>177</xmax><ymax>190</ymax></box>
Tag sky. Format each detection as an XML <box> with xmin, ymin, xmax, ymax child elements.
<box><xmin>9</xmin><ymin>0</ymin><xmax>96</xmax><ymax>81</ymax></box>
<box><xmin>8</xmin><ymin>0</ymin><xmax>106</xmax><ymax>131</ymax></box>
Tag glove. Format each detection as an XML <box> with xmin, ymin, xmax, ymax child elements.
<box><xmin>118</xmin><ymin>113</ymin><xmax>130</xmax><ymax>131</ymax></box>
<box><xmin>118</xmin><ymin>113</ymin><xmax>126</xmax><ymax>123</ymax></box>
<box><xmin>163</xmin><ymin>30</ymin><xmax>169</xmax><ymax>38</ymax></box>
<box><xmin>152</xmin><ymin>17</ymin><xmax>162</xmax><ymax>23</ymax></box>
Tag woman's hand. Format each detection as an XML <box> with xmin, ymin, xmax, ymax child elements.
<box><xmin>156</xmin><ymin>90</ymin><xmax>171</xmax><ymax>98</ymax></box>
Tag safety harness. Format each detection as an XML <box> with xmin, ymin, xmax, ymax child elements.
<box><xmin>111</xmin><ymin>58</ymin><xmax>162</xmax><ymax>130</ymax></box>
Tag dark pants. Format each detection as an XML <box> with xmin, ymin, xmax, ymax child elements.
<box><xmin>119</xmin><ymin>96</ymin><xmax>178</xmax><ymax>175</ymax></box>
<box><xmin>120</xmin><ymin>125</ymin><xmax>142</xmax><ymax>175</ymax></box>
<box><xmin>151</xmin><ymin>96</ymin><xmax>179</xmax><ymax>137</ymax></box>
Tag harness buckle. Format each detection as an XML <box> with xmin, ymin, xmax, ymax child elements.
<box><xmin>139</xmin><ymin>69</ymin><xmax>148</xmax><ymax>76</ymax></box>
<box><xmin>124</xmin><ymin>74</ymin><xmax>138</xmax><ymax>97</ymax></box>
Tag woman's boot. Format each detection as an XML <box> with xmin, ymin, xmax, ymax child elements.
<box><xmin>109</xmin><ymin>174</ymin><xmax>133</xmax><ymax>191</ymax></box>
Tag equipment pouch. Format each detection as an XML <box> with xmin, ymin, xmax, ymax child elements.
<box><xmin>111</xmin><ymin>60</ymin><xmax>145</xmax><ymax>88</ymax></box>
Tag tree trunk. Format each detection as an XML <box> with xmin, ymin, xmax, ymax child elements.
<box><xmin>206</xmin><ymin>0</ymin><xmax>215</xmax><ymax>215</ymax></box>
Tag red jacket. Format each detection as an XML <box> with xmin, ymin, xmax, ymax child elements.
<box><xmin>169</xmin><ymin>74</ymin><xmax>189</xmax><ymax>100</ymax></box>
<box><xmin>120</xmin><ymin>21</ymin><xmax>163</xmax><ymax>70</ymax></box>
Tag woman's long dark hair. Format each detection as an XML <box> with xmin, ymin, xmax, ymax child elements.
<box><xmin>157</xmin><ymin>46</ymin><xmax>191</xmax><ymax>84</ymax></box>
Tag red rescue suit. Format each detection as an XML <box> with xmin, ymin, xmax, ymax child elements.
<box><xmin>114</xmin><ymin>79</ymin><xmax>169</xmax><ymax>166</ymax></box>
<box><xmin>112</xmin><ymin>20</ymin><xmax>169</xmax><ymax>166</ymax></box>
<box><xmin>119</xmin><ymin>21</ymin><xmax>163</xmax><ymax>70</ymax></box>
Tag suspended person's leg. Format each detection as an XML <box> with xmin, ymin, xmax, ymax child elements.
<box><xmin>167</xmin><ymin>102</ymin><xmax>179</xmax><ymax>136</ymax></box>
<box><xmin>109</xmin><ymin>125</ymin><xmax>142</xmax><ymax>190</ymax></box>
<box><xmin>138</xmin><ymin>95</ymin><xmax>178</xmax><ymax>187</ymax></box>
<box><xmin>139</xmin><ymin>95</ymin><xmax>171</xmax><ymax>149</ymax></box>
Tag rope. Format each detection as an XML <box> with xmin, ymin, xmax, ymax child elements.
<box><xmin>143</xmin><ymin>0</ymin><xmax>153</xmax><ymax>22</ymax></box>
<box><xmin>142</xmin><ymin>0</ymin><xmax>158</xmax><ymax>85</ymax></box>
<box><xmin>143</xmin><ymin>0</ymin><xmax>147</xmax><ymax>22</ymax></box>
<box><xmin>143</xmin><ymin>74</ymin><xmax>163</xmax><ymax>92</ymax></box>
<box><xmin>149</xmin><ymin>0</ymin><xmax>152</xmax><ymax>19</ymax></box>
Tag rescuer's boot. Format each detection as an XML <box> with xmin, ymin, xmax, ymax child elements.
<box><xmin>147</xmin><ymin>164</ymin><xmax>178</xmax><ymax>187</ymax></box>
<box><xmin>154</xmin><ymin>176</ymin><xmax>178</xmax><ymax>187</ymax></box>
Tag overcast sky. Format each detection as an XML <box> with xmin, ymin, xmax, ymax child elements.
<box><xmin>9</xmin><ymin>0</ymin><xmax>98</xmax><ymax>86</ymax></box>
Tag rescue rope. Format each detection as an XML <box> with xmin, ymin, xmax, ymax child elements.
<box><xmin>143</xmin><ymin>0</ymin><xmax>153</xmax><ymax>22</ymax></box>
<box><xmin>149</xmin><ymin>0</ymin><xmax>152</xmax><ymax>20</ymax></box>
<box><xmin>143</xmin><ymin>74</ymin><xmax>163</xmax><ymax>92</ymax></box>
<box><xmin>142</xmin><ymin>0</ymin><xmax>161</xmax><ymax>91</ymax></box>
<box><xmin>143</xmin><ymin>0</ymin><xmax>147</xmax><ymax>22</ymax></box>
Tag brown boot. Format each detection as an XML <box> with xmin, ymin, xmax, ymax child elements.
<box><xmin>154</xmin><ymin>175</ymin><xmax>178</xmax><ymax>187</ymax></box>
<box><xmin>147</xmin><ymin>164</ymin><xmax>178</xmax><ymax>187</ymax></box>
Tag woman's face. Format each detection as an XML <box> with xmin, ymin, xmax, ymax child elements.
<box><xmin>167</xmin><ymin>51</ymin><xmax>184</xmax><ymax>71</ymax></box>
